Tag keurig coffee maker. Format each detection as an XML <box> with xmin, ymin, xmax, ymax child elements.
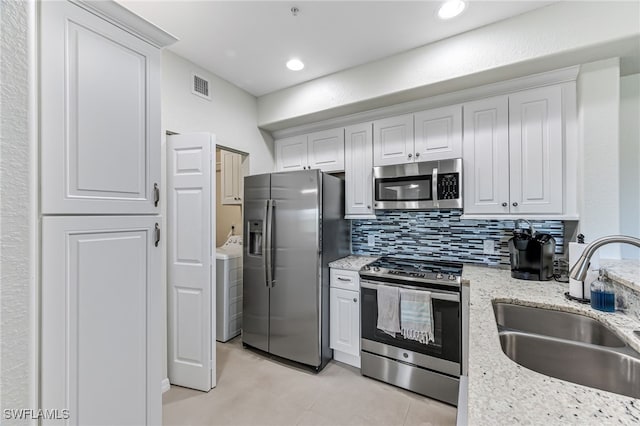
<box><xmin>508</xmin><ymin>219</ymin><xmax>556</xmax><ymax>281</ymax></box>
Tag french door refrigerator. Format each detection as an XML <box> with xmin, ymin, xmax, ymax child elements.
<box><xmin>243</xmin><ymin>169</ymin><xmax>349</xmax><ymax>371</ymax></box>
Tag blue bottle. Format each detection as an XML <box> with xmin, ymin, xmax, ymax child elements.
<box><xmin>590</xmin><ymin>271</ymin><xmax>615</xmax><ymax>312</ymax></box>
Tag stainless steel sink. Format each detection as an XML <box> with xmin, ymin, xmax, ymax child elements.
<box><xmin>499</xmin><ymin>331</ymin><xmax>640</xmax><ymax>399</ymax></box>
<box><xmin>492</xmin><ymin>302</ymin><xmax>640</xmax><ymax>399</ymax></box>
<box><xmin>493</xmin><ymin>302</ymin><xmax>626</xmax><ymax>347</ymax></box>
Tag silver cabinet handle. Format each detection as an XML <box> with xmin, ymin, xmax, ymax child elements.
<box><xmin>432</xmin><ymin>167</ymin><xmax>439</xmax><ymax>208</ymax></box>
<box><xmin>153</xmin><ymin>183</ymin><xmax>160</xmax><ymax>207</ymax></box>
<box><xmin>154</xmin><ymin>223</ymin><xmax>160</xmax><ymax>247</ymax></box>
<box><xmin>502</xmin><ymin>202</ymin><xmax>508</xmax><ymax>207</ymax></box>
<box><xmin>512</xmin><ymin>202</ymin><xmax>518</xmax><ymax>207</ymax></box>
<box><xmin>408</xmin><ymin>153</ymin><xmax>413</xmax><ymax>158</ymax></box>
<box><xmin>415</xmin><ymin>152</ymin><xmax>420</xmax><ymax>157</ymax></box>
<box><xmin>337</xmin><ymin>277</ymin><xmax>352</xmax><ymax>282</ymax></box>
<box><xmin>353</xmin><ymin>298</ymin><xmax>358</xmax><ymax>303</ymax></box>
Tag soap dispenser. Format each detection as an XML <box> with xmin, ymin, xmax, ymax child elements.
<box><xmin>590</xmin><ymin>270</ymin><xmax>615</xmax><ymax>312</ymax></box>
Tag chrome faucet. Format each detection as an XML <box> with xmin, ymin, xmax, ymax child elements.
<box><xmin>569</xmin><ymin>235</ymin><xmax>640</xmax><ymax>281</ymax></box>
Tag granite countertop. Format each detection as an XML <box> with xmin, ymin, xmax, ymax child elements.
<box><xmin>328</xmin><ymin>255</ymin><xmax>379</xmax><ymax>271</ymax></box>
<box><xmin>600</xmin><ymin>259</ymin><xmax>640</xmax><ymax>292</ymax></box>
<box><xmin>464</xmin><ymin>264</ymin><xmax>640</xmax><ymax>425</ymax></box>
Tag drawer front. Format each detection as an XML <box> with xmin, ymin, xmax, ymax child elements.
<box><xmin>330</xmin><ymin>268</ymin><xmax>360</xmax><ymax>291</ymax></box>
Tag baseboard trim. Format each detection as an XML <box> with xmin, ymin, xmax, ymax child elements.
<box><xmin>161</xmin><ymin>378</ymin><xmax>170</xmax><ymax>393</ymax></box>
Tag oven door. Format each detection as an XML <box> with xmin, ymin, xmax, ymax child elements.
<box><xmin>360</xmin><ymin>279</ymin><xmax>460</xmax><ymax>376</ymax></box>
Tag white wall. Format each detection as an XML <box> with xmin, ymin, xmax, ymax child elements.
<box><xmin>577</xmin><ymin>58</ymin><xmax>621</xmax><ymax>259</ymax></box>
<box><xmin>257</xmin><ymin>1</ymin><xmax>640</xmax><ymax>130</ymax></box>
<box><xmin>162</xmin><ymin>50</ymin><xmax>274</xmax><ymax>175</ymax></box>
<box><xmin>0</xmin><ymin>0</ymin><xmax>37</xmax><ymax>422</ymax></box>
<box><xmin>619</xmin><ymin>73</ymin><xmax>640</xmax><ymax>259</ymax></box>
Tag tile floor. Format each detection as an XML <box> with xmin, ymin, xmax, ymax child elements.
<box><xmin>163</xmin><ymin>337</ymin><xmax>457</xmax><ymax>426</ymax></box>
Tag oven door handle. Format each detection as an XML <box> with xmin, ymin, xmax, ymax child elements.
<box><xmin>360</xmin><ymin>281</ymin><xmax>460</xmax><ymax>302</ymax></box>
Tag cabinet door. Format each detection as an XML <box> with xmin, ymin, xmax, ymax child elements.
<box><xmin>330</xmin><ymin>288</ymin><xmax>360</xmax><ymax>357</ymax></box>
<box><xmin>307</xmin><ymin>128</ymin><xmax>345</xmax><ymax>172</ymax></box>
<box><xmin>221</xmin><ymin>151</ymin><xmax>242</xmax><ymax>205</ymax></box>
<box><xmin>41</xmin><ymin>1</ymin><xmax>161</xmax><ymax>214</ymax></box>
<box><xmin>42</xmin><ymin>216</ymin><xmax>162</xmax><ymax>426</ymax></box>
<box><xmin>463</xmin><ymin>96</ymin><xmax>510</xmax><ymax>214</ymax></box>
<box><xmin>345</xmin><ymin>123</ymin><xmax>374</xmax><ymax>216</ymax></box>
<box><xmin>414</xmin><ymin>104</ymin><xmax>462</xmax><ymax>161</ymax></box>
<box><xmin>373</xmin><ymin>114</ymin><xmax>414</xmax><ymax>166</ymax></box>
<box><xmin>275</xmin><ymin>136</ymin><xmax>308</xmax><ymax>171</ymax></box>
<box><xmin>509</xmin><ymin>86</ymin><xmax>563</xmax><ymax>214</ymax></box>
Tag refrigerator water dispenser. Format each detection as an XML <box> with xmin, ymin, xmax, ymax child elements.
<box><xmin>248</xmin><ymin>221</ymin><xmax>263</xmax><ymax>256</ymax></box>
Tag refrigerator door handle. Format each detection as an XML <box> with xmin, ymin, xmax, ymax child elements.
<box><xmin>265</xmin><ymin>199</ymin><xmax>274</xmax><ymax>287</ymax></box>
<box><xmin>263</xmin><ymin>199</ymin><xmax>270</xmax><ymax>287</ymax></box>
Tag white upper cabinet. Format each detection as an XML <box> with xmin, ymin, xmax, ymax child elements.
<box><xmin>40</xmin><ymin>0</ymin><xmax>162</xmax><ymax>214</ymax></box>
<box><xmin>221</xmin><ymin>151</ymin><xmax>243</xmax><ymax>205</ymax></box>
<box><xmin>275</xmin><ymin>128</ymin><xmax>344</xmax><ymax>173</ymax></box>
<box><xmin>508</xmin><ymin>85</ymin><xmax>563</xmax><ymax>214</ymax></box>
<box><xmin>373</xmin><ymin>114</ymin><xmax>414</xmax><ymax>166</ymax></box>
<box><xmin>463</xmin><ymin>85</ymin><xmax>564</xmax><ymax>216</ymax></box>
<box><xmin>345</xmin><ymin>123</ymin><xmax>374</xmax><ymax>217</ymax></box>
<box><xmin>307</xmin><ymin>128</ymin><xmax>345</xmax><ymax>172</ymax></box>
<box><xmin>463</xmin><ymin>96</ymin><xmax>510</xmax><ymax>214</ymax></box>
<box><xmin>414</xmin><ymin>104</ymin><xmax>463</xmax><ymax>161</ymax></box>
<box><xmin>275</xmin><ymin>136</ymin><xmax>307</xmax><ymax>172</ymax></box>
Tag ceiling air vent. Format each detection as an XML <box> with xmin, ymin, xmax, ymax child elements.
<box><xmin>192</xmin><ymin>73</ymin><xmax>211</xmax><ymax>100</ymax></box>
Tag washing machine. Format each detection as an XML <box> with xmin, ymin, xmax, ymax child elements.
<box><xmin>216</xmin><ymin>235</ymin><xmax>243</xmax><ymax>342</ymax></box>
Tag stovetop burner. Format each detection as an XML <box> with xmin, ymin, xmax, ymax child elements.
<box><xmin>360</xmin><ymin>256</ymin><xmax>463</xmax><ymax>287</ymax></box>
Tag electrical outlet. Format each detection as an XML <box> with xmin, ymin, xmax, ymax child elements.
<box><xmin>483</xmin><ymin>240</ymin><xmax>495</xmax><ymax>255</ymax></box>
<box><xmin>367</xmin><ymin>235</ymin><xmax>375</xmax><ymax>247</ymax></box>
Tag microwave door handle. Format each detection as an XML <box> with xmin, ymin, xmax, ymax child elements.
<box><xmin>432</xmin><ymin>167</ymin><xmax>439</xmax><ymax>208</ymax></box>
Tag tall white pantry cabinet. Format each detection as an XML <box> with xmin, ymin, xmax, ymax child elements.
<box><xmin>39</xmin><ymin>1</ymin><xmax>176</xmax><ymax>425</ymax></box>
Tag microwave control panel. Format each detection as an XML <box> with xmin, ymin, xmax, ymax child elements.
<box><xmin>437</xmin><ymin>173</ymin><xmax>460</xmax><ymax>200</ymax></box>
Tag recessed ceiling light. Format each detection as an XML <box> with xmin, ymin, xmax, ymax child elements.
<box><xmin>438</xmin><ymin>0</ymin><xmax>466</xmax><ymax>20</ymax></box>
<box><xmin>286</xmin><ymin>58</ymin><xmax>304</xmax><ymax>71</ymax></box>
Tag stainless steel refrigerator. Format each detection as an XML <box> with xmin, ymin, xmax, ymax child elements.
<box><xmin>242</xmin><ymin>169</ymin><xmax>349</xmax><ymax>371</ymax></box>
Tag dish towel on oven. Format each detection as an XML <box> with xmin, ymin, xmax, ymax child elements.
<box><xmin>400</xmin><ymin>288</ymin><xmax>434</xmax><ymax>344</ymax></box>
<box><xmin>376</xmin><ymin>285</ymin><xmax>401</xmax><ymax>337</ymax></box>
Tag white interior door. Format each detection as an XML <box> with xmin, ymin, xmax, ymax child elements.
<box><xmin>167</xmin><ymin>133</ymin><xmax>215</xmax><ymax>391</ymax></box>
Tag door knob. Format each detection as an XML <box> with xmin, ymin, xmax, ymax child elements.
<box><xmin>353</xmin><ymin>298</ymin><xmax>358</xmax><ymax>303</ymax></box>
<box><xmin>415</xmin><ymin>152</ymin><xmax>420</xmax><ymax>157</ymax></box>
<box><xmin>367</xmin><ymin>205</ymin><xmax>371</xmax><ymax>209</ymax></box>
<box><xmin>502</xmin><ymin>202</ymin><xmax>508</xmax><ymax>207</ymax></box>
<box><xmin>408</xmin><ymin>153</ymin><xmax>413</xmax><ymax>158</ymax></box>
<box><xmin>512</xmin><ymin>202</ymin><xmax>519</xmax><ymax>207</ymax></box>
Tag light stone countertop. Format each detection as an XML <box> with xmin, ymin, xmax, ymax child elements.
<box><xmin>464</xmin><ymin>264</ymin><xmax>640</xmax><ymax>425</ymax></box>
<box><xmin>600</xmin><ymin>259</ymin><xmax>640</xmax><ymax>292</ymax></box>
<box><xmin>328</xmin><ymin>255</ymin><xmax>379</xmax><ymax>271</ymax></box>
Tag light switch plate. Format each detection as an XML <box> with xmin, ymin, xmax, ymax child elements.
<box><xmin>483</xmin><ymin>240</ymin><xmax>495</xmax><ymax>255</ymax></box>
<box><xmin>367</xmin><ymin>235</ymin><xmax>375</xmax><ymax>247</ymax></box>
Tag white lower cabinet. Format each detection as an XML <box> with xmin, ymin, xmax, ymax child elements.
<box><xmin>330</xmin><ymin>268</ymin><xmax>361</xmax><ymax>368</ymax></box>
<box><xmin>41</xmin><ymin>216</ymin><xmax>162</xmax><ymax>426</ymax></box>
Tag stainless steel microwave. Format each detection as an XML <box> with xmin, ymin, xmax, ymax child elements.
<box><xmin>373</xmin><ymin>159</ymin><xmax>463</xmax><ymax>210</ymax></box>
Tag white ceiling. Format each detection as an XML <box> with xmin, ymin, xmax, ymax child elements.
<box><xmin>118</xmin><ymin>1</ymin><xmax>556</xmax><ymax>97</ymax></box>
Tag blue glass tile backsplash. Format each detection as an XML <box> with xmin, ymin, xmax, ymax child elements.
<box><xmin>351</xmin><ymin>210</ymin><xmax>564</xmax><ymax>266</ymax></box>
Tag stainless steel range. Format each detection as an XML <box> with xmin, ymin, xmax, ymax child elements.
<box><xmin>359</xmin><ymin>257</ymin><xmax>467</xmax><ymax>405</ymax></box>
